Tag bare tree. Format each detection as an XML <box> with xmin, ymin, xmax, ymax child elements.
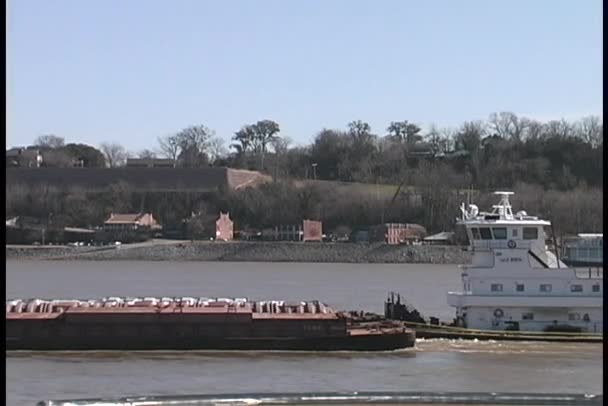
<box><xmin>207</xmin><ymin>137</ymin><xmax>228</xmax><ymax>164</ymax></box>
<box><xmin>576</xmin><ymin>116</ymin><xmax>603</xmax><ymax>147</ymax></box>
<box><xmin>34</xmin><ymin>134</ymin><xmax>65</xmax><ymax>149</ymax></box>
<box><xmin>157</xmin><ymin>134</ymin><xmax>181</xmax><ymax>161</ymax></box>
<box><xmin>425</xmin><ymin>124</ymin><xmax>442</xmax><ymax>155</ymax></box>
<box><xmin>138</xmin><ymin>149</ymin><xmax>157</xmax><ymax>159</ymax></box>
<box><xmin>488</xmin><ymin>112</ymin><xmax>529</xmax><ymax>142</ymax></box>
<box><xmin>100</xmin><ymin>142</ymin><xmax>128</xmax><ymax>168</ymax></box>
<box><xmin>175</xmin><ymin>125</ymin><xmax>213</xmax><ymax>167</ymax></box>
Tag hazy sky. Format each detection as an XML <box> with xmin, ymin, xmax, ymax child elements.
<box><xmin>7</xmin><ymin>0</ymin><xmax>602</xmax><ymax>152</ymax></box>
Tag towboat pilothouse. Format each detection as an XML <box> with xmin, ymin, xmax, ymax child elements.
<box><xmin>447</xmin><ymin>191</ymin><xmax>603</xmax><ymax>333</ymax></box>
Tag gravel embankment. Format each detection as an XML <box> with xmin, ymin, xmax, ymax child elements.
<box><xmin>6</xmin><ymin>242</ymin><xmax>471</xmax><ymax>264</ymax></box>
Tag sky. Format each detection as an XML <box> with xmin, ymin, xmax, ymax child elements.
<box><xmin>6</xmin><ymin>0</ymin><xmax>603</xmax><ymax>152</ymax></box>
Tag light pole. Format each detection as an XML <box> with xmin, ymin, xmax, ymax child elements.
<box><xmin>312</xmin><ymin>163</ymin><xmax>318</xmax><ymax>180</ymax></box>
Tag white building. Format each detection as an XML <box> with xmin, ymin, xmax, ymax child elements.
<box><xmin>447</xmin><ymin>192</ymin><xmax>603</xmax><ymax>333</ymax></box>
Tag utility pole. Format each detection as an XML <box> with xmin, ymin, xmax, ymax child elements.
<box><xmin>312</xmin><ymin>163</ymin><xmax>318</xmax><ymax>180</ymax></box>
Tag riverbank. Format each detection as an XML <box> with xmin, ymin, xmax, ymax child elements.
<box><xmin>6</xmin><ymin>241</ymin><xmax>471</xmax><ymax>264</ymax></box>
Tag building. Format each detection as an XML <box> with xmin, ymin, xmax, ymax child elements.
<box><xmin>369</xmin><ymin>223</ymin><xmax>427</xmax><ymax>245</ymax></box>
<box><xmin>103</xmin><ymin>213</ymin><xmax>161</xmax><ymax>232</ymax></box>
<box><xmin>6</xmin><ymin>147</ymin><xmax>43</xmax><ymax>168</ymax></box>
<box><xmin>126</xmin><ymin>158</ymin><xmax>177</xmax><ymax>168</ymax></box>
<box><xmin>215</xmin><ymin>212</ymin><xmax>234</xmax><ymax>241</ymax></box>
<box><xmin>303</xmin><ymin>220</ymin><xmax>323</xmax><ymax>242</ymax></box>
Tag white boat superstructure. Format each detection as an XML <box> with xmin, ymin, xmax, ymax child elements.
<box><xmin>447</xmin><ymin>191</ymin><xmax>603</xmax><ymax>333</ymax></box>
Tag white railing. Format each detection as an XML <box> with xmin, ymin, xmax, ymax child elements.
<box><xmin>470</xmin><ymin>240</ymin><xmax>535</xmax><ymax>250</ymax></box>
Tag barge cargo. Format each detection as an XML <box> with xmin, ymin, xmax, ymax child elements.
<box><xmin>6</xmin><ymin>297</ymin><xmax>415</xmax><ymax>351</ymax></box>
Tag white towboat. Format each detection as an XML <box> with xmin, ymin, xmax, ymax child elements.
<box><xmin>447</xmin><ymin>191</ymin><xmax>603</xmax><ymax>333</ymax></box>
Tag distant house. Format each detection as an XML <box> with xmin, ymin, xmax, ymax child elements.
<box><xmin>126</xmin><ymin>158</ymin><xmax>176</xmax><ymax>168</ymax></box>
<box><xmin>6</xmin><ymin>147</ymin><xmax>43</xmax><ymax>168</ymax></box>
<box><xmin>215</xmin><ymin>212</ymin><xmax>234</xmax><ymax>241</ymax></box>
<box><xmin>103</xmin><ymin>213</ymin><xmax>161</xmax><ymax>232</ymax></box>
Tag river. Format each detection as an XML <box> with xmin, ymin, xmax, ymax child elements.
<box><xmin>6</xmin><ymin>261</ymin><xmax>603</xmax><ymax>405</ymax></box>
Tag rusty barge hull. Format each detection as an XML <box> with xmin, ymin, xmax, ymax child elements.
<box><xmin>6</xmin><ymin>298</ymin><xmax>415</xmax><ymax>351</ymax></box>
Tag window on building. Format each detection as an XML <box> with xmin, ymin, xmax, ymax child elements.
<box><xmin>512</xmin><ymin>229</ymin><xmax>518</xmax><ymax>238</ymax></box>
<box><xmin>540</xmin><ymin>284</ymin><xmax>552</xmax><ymax>292</ymax></box>
<box><xmin>570</xmin><ymin>284</ymin><xmax>583</xmax><ymax>292</ymax></box>
<box><xmin>491</xmin><ymin>283</ymin><xmax>503</xmax><ymax>292</ymax></box>
<box><xmin>492</xmin><ymin>228</ymin><xmax>507</xmax><ymax>240</ymax></box>
<box><xmin>516</xmin><ymin>284</ymin><xmax>525</xmax><ymax>292</ymax></box>
<box><xmin>568</xmin><ymin>313</ymin><xmax>581</xmax><ymax>321</ymax></box>
<box><xmin>479</xmin><ymin>228</ymin><xmax>492</xmax><ymax>240</ymax></box>
<box><xmin>522</xmin><ymin>312</ymin><xmax>534</xmax><ymax>320</ymax></box>
<box><xmin>523</xmin><ymin>227</ymin><xmax>538</xmax><ymax>240</ymax></box>
<box><xmin>592</xmin><ymin>284</ymin><xmax>600</xmax><ymax>292</ymax></box>
<box><xmin>471</xmin><ymin>228</ymin><xmax>481</xmax><ymax>240</ymax></box>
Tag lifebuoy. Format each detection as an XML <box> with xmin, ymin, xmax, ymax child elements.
<box><xmin>507</xmin><ymin>240</ymin><xmax>516</xmax><ymax>249</ymax></box>
<box><xmin>583</xmin><ymin>313</ymin><xmax>590</xmax><ymax>322</ymax></box>
<box><xmin>493</xmin><ymin>308</ymin><xmax>504</xmax><ymax>318</ymax></box>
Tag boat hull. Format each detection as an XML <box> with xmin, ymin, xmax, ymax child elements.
<box><xmin>6</xmin><ymin>331</ymin><xmax>415</xmax><ymax>351</ymax></box>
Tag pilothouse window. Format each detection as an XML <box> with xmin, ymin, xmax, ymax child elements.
<box><xmin>492</xmin><ymin>228</ymin><xmax>507</xmax><ymax>240</ymax></box>
<box><xmin>523</xmin><ymin>227</ymin><xmax>538</xmax><ymax>240</ymax></box>
<box><xmin>479</xmin><ymin>228</ymin><xmax>492</xmax><ymax>240</ymax></box>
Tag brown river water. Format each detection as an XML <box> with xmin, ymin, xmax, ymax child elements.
<box><xmin>6</xmin><ymin>261</ymin><xmax>603</xmax><ymax>405</ymax></box>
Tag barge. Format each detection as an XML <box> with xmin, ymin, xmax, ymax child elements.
<box><xmin>6</xmin><ymin>297</ymin><xmax>415</xmax><ymax>351</ymax></box>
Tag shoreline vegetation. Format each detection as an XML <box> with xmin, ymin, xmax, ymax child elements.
<box><xmin>5</xmin><ymin>241</ymin><xmax>471</xmax><ymax>264</ymax></box>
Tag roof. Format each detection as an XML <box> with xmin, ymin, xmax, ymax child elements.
<box><xmin>424</xmin><ymin>231</ymin><xmax>454</xmax><ymax>241</ymax></box>
<box><xmin>105</xmin><ymin>213</ymin><xmax>148</xmax><ymax>224</ymax></box>
<box><xmin>578</xmin><ymin>233</ymin><xmax>603</xmax><ymax>238</ymax></box>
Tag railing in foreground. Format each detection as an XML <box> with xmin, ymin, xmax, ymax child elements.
<box><xmin>38</xmin><ymin>392</ymin><xmax>603</xmax><ymax>406</ymax></box>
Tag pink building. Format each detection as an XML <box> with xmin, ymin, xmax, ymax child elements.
<box><xmin>215</xmin><ymin>212</ymin><xmax>234</xmax><ymax>241</ymax></box>
<box><xmin>303</xmin><ymin>219</ymin><xmax>322</xmax><ymax>242</ymax></box>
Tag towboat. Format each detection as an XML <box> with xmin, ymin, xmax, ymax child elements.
<box><xmin>385</xmin><ymin>191</ymin><xmax>603</xmax><ymax>343</ymax></box>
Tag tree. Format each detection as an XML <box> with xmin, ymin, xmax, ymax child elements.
<box><xmin>64</xmin><ymin>143</ymin><xmax>106</xmax><ymax>167</ymax></box>
<box><xmin>386</xmin><ymin>121</ymin><xmax>422</xmax><ymax>144</ymax></box>
<box><xmin>100</xmin><ymin>142</ymin><xmax>128</xmax><ymax>168</ymax></box>
<box><xmin>349</xmin><ymin>120</ymin><xmax>372</xmax><ymax>139</ymax></box>
<box><xmin>252</xmin><ymin>119</ymin><xmax>280</xmax><ymax>169</ymax></box>
<box><xmin>175</xmin><ymin>125</ymin><xmax>213</xmax><ymax>167</ymax></box>
<box><xmin>34</xmin><ymin>134</ymin><xmax>65</xmax><ymax>149</ymax></box>
<box><xmin>488</xmin><ymin>112</ymin><xmax>528</xmax><ymax>142</ymax></box>
<box><xmin>310</xmin><ymin>129</ymin><xmax>350</xmax><ymax>180</ymax></box>
<box><xmin>232</xmin><ymin>125</ymin><xmax>256</xmax><ymax>154</ymax></box>
<box><xmin>232</xmin><ymin>120</ymin><xmax>280</xmax><ymax>170</ymax></box>
<box><xmin>138</xmin><ymin>149</ymin><xmax>157</xmax><ymax>159</ymax></box>
<box><xmin>207</xmin><ymin>137</ymin><xmax>228</xmax><ymax>164</ymax></box>
<box><xmin>157</xmin><ymin>134</ymin><xmax>181</xmax><ymax>161</ymax></box>
<box><xmin>576</xmin><ymin>116</ymin><xmax>603</xmax><ymax>147</ymax></box>
<box><xmin>425</xmin><ymin>124</ymin><xmax>443</xmax><ymax>155</ymax></box>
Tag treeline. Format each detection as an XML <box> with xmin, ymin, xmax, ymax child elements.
<box><xmin>5</xmin><ymin>179</ymin><xmax>603</xmax><ymax>237</ymax></box>
<box><xmin>7</xmin><ymin>112</ymin><xmax>603</xmax><ymax>236</ymax></box>
<box><xmin>24</xmin><ymin>112</ymin><xmax>603</xmax><ymax>190</ymax></box>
